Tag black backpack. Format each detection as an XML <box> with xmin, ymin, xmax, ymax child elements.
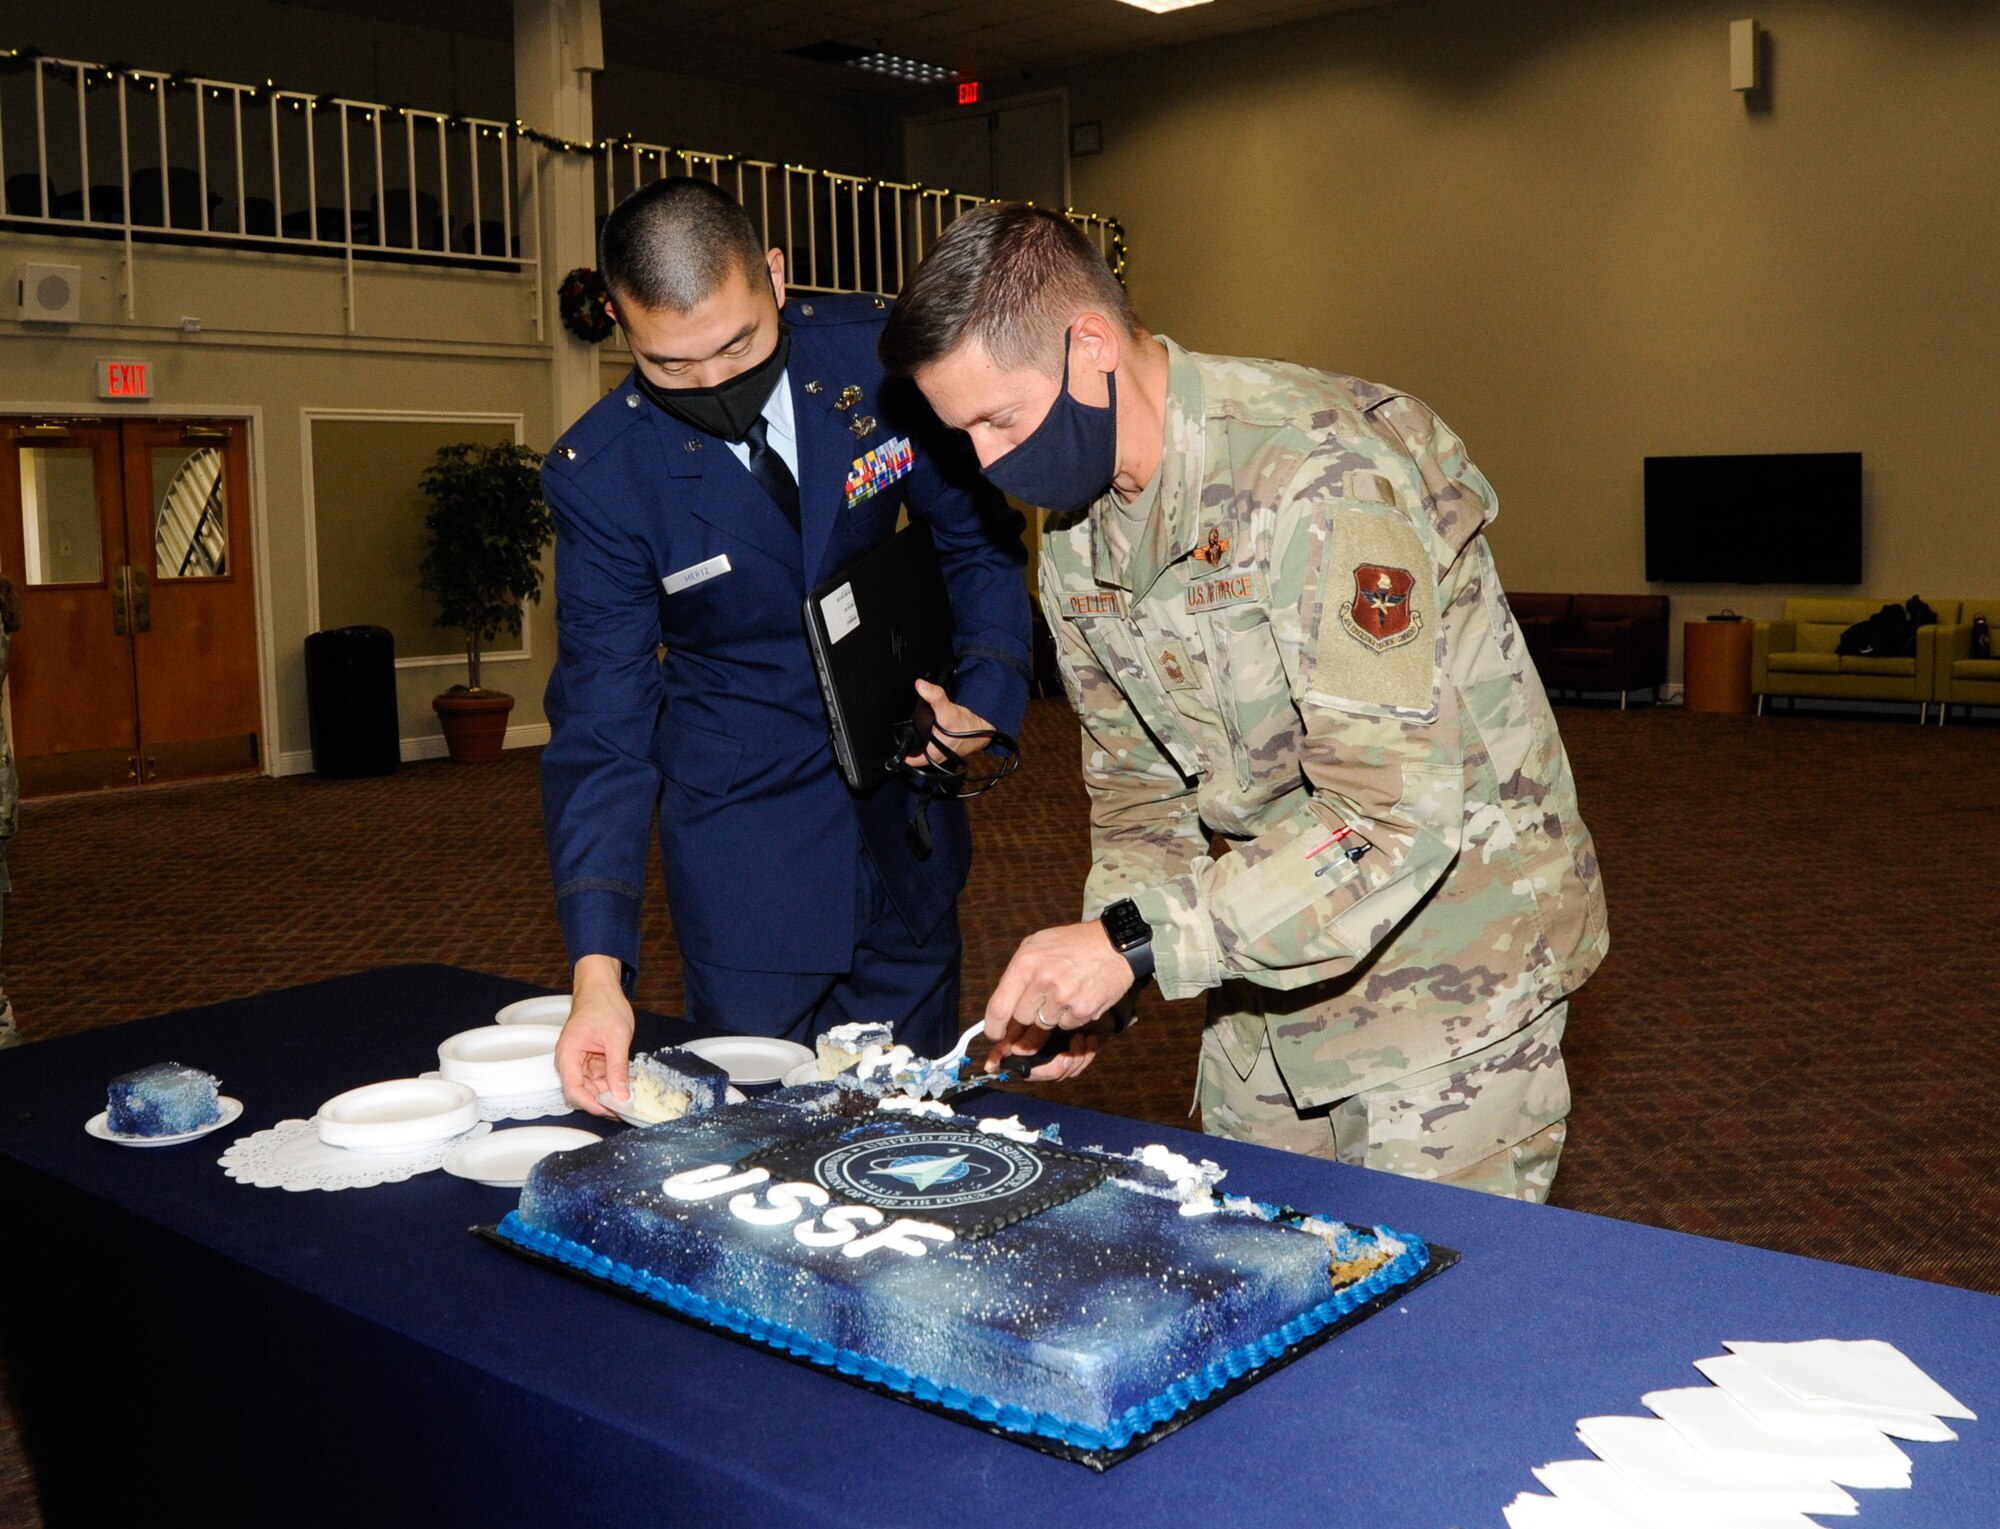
<box><xmin>1837</xmin><ymin>596</ymin><xmax>1936</xmax><ymax>659</ymax></box>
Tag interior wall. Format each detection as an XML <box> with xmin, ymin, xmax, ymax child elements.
<box><xmin>2</xmin><ymin>230</ymin><xmax>554</xmax><ymax>769</ymax></box>
<box><xmin>309</xmin><ymin>416</ymin><xmax>522</xmax><ymax>662</ymax></box>
<box><xmin>1061</xmin><ymin>0</ymin><xmax>2000</xmax><ymax>679</ymax></box>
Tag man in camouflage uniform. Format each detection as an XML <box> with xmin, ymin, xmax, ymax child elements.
<box><xmin>882</xmin><ymin>206</ymin><xmax>1607</xmax><ymax>1201</ymax></box>
<box><xmin>0</xmin><ymin>572</ymin><xmax>19</xmax><ymax>1049</ymax></box>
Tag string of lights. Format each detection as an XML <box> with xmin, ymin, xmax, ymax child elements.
<box><xmin>0</xmin><ymin>42</ymin><xmax>1129</xmax><ymax>283</ymax></box>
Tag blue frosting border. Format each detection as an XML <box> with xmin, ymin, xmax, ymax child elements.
<box><xmin>494</xmin><ymin>1208</ymin><xmax>1431</xmax><ymax>1452</ymax></box>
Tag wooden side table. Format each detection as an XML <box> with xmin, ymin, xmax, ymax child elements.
<box><xmin>1683</xmin><ymin>619</ymin><xmax>1755</xmax><ymax>713</ymax></box>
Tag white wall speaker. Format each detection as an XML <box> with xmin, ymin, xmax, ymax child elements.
<box><xmin>1730</xmin><ymin>19</ymin><xmax>1762</xmax><ymax>93</ymax></box>
<box><xmin>15</xmin><ymin>263</ymin><xmax>82</xmax><ymax>324</ymax></box>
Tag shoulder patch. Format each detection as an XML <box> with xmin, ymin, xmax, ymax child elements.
<box><xmin>1311</xmin><ymin>509</ymin><xmax>1437</xmax><ymax>715</ymax></box>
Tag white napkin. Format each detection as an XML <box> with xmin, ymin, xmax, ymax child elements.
<box><xmin>1575</xmin><ymin>1416</ymin><xmax>1859</xmax><ymax>1516</ymax></box>
<box><xmin>1533</xmin><ymin>1459</ymin><xmax>1824</xmax><ymax>1529</ymax></box>
<box><xmin>1724</xmin><ymin>1339</ymin><xmax>1976</xmax><ymax>1419</ymax></box>
<box><xmin>1696</xmin><ymin>1353</ymin><xmax>1960</xmax><ymax>1442</ymax></box>
<box><xmin>1644</xmin><ymin>1385</ymin><xmax>1913</xmax><ymax>1489</ymax></box>
<box><xmin>1503</xmin><ymin>1488</ymin><xmax>1634</xmax><ymax>1529</ymax></box>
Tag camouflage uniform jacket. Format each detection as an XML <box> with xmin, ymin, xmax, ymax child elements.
<box><xmin>1041</xmin><ymin>339</ymin><xmax>1608</xmax><ymax>1109</ymax></box>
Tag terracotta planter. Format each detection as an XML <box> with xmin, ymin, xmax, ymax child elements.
<box><xmin>432</xmin><ymin>689</ymin><xmax>514</xmax><ymax>764</ymax></box>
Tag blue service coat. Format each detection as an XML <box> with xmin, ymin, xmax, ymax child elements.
<box><xmin>540</xmin><ymin>293</ymin><xmax>1031</xmax><ymax>981</ymax></box>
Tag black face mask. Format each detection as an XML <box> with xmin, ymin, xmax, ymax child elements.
<box><xmin>633</xmin><ymin>321</ymin><xmax>793</xmax><ymax>442</ymax></box>
<box><xmin>979</xmin><ymin>332</ymin><xmax>1118</xmax><ymax>514</ymax></box>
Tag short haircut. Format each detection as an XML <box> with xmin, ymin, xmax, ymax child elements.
<box><xmin>599</xmin><ymin>177</ymin><xmax>767</xmax><ymax>314</ymax></box>
<box><xmin>879</xmin><ymin>203</ymin><xmax>1138</xmax><ymax>378</ymax></box>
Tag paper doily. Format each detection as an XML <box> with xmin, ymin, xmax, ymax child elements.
<box><xmin>219</xmin><ymin>1118</ymin><xmax>492</xmax><ymax>1192</ymax></box>
<box><xmin>419</xmin><ymin>1072</ymin><xmax>573</xmax><ymax>1123</ymax></box>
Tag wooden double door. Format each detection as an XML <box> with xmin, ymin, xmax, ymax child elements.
<box><xmin>1</xmin><ymin>417</ymin><xmax>261</xmax><ymax>795</ymax></box>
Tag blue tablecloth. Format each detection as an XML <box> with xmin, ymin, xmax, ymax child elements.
<box><xmin>0</xmin><ymin>965</ymin><xmax>1993</xmax><ymax>1527</ymax></box>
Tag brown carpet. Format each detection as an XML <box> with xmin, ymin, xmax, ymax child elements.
<box><xmin>3</xmin><ymin>697</ymin><xmax>1998</xmax><ymax>1522</ymax></box>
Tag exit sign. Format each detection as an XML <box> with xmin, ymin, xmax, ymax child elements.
<box><xmin>97</xmin><ymin>359</ymin><xmax>152</xmax><ymax>400</ymax></box>
<box><xmin>958</xmin><ymin>81</ymin><xmax>980</xmax><ymax>105</ymax></box>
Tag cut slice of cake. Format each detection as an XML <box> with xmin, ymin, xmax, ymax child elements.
<box><xmin>106</xmin><ymin>1062</ymin><xmax>223</xmax><ymax>1137</ymax></box>
<box><xmin>623</xmin><ymin>1047</ymin><xmax>731</xmax><ymax>1125</ymax></box>
<box><xmin>815</xmin><ymin>1021</ymin><xmax>895</xmax><ymax>1080</ymax></box>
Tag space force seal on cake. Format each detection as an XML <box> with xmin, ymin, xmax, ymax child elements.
<box><xmin>489</xmin><ymin>1096</ymin><xmax>1450</xmax><ymax>1467</ymax></box>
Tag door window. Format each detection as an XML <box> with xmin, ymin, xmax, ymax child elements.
<box><xmin>19</xmin><ymin>446</ymin><xmax>104</xmax><ymax>585</ymax></box>
<box><xmin>151</xmin><ymin>445</ymin><xmax>229</xmax><ymax>578</ymax></box>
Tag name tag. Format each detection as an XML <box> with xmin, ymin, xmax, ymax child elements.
<box><xmin>1186</xmin><ymin>570</ymin><xmax>1267</xmax><ymax>613</ymax></box>
<box><xmin>663</xmin><ymin>554</ymin><xmax>731</xmax><ymax>596</ymax></box>
<box><xmin>846</xmin><ymin>436</ymin><xmax>914</xmax><ymax>508</ymax></box>
<box><xmin>1061</xmin><ymin>590</ymin><xmax>1125</xmax><ymax>620</ymax></box>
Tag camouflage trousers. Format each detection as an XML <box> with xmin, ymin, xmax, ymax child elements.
<box><xmin>1197</xmin><ymin>999</ymin><xmax>1571</xmax><ymax>1203</ymax></box>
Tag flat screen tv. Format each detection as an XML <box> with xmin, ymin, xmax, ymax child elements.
<box><xmin>1644</xmin><ymin>452</ymin><xmax>1862</xmax><ymax>584</ymax></box>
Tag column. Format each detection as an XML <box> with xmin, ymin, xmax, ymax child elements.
<box><xmin>515</xmin><ymin>0</ymin><xmax>603</xmax><ymax>439</ymax></box>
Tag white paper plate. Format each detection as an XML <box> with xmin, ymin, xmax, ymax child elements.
<box><xmin>315</xmin><ymin>1077</ymin><xmax>479</xmax><ymax>1154</ymax></box>
<box><xmin>679</xmin><ymin>1035</ymin><xmax>814</xmax><ymax>1086</ymax></box>
<box><xmin>495</xmin><ymin>995</ymin><xmax>572</xmax><ymax>1027</ymax></box>
<box><xmin>437</xmin><ymin>1024</ymin><xmax>563</xmax><ymax>1095</ymax></box>
<box><xmin>781</xmin><ymin>1061</ymin><xmax>820</xmax><ymax>1088</ymax></box>
<box><xmin>86</xmin><ymin>1096</ymin><xmax>244</xmax><ymax>1148</ymax></box>
<box><xmin>442</xmin><ymin>1125</ymin><xmax>601</xmax><ymax>1188</ymax></box>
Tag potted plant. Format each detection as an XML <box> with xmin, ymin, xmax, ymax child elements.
<box><xmin>419</xmin><ymin>441</ymin><xmax>552</xmax><ymax>763</ymax></box>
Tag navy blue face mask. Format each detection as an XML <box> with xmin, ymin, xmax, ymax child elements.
<box><xmin>980</xmin><ymin>334</ymin><xmax>1117</xmax><ymax>514</ymax></box>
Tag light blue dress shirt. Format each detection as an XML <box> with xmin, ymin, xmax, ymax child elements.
<box><xmin>725</xmin><ymin>370</ymin><xmax>800</xmax><ymax>482</ymax></box>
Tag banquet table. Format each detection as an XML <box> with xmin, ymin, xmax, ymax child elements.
<box><xmin>0</xmin><ymin>965</ymin><xmax>1993</xmax><ymax>1528</ymax></box>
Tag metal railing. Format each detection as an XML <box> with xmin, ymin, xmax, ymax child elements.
<box><xmin>1</xmin><ymin>45</ymin><xmax>1128</xmax><ymax>335</ymax></box>
<box><xmin>598</xmin><ymin>142</ymin><xmax>1126</xmax><ymax>296</ymax></box>
<box><xmin>1</xmin><ymin>48</ymin><xmax>538</xmax><ymax>329</ymax></box>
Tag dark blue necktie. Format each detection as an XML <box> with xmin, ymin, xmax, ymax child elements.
<box><xmin>744</xmin><ymin>415</ymin><xmax>800</xmax><ymax>531</ymax></box>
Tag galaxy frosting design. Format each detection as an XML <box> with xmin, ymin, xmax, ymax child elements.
<box><xmin>106</xmin><ymin>1061</ymin><xmax>223</xmax><ymax>1137</ymax></box>
<box><xmin>746</xmin><ymin>1118</ymin><xmax>1110</xmax><ymax>1238</ymax></box>
<box><xmin>507</xmin><ymin>1100</ymin><xmax>1431</xmax><ymax>1450</ymax></box>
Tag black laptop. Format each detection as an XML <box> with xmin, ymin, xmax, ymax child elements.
<box><xmin>804</xmin><ymin>521</ymin><xmax>957</xmax><ymax>790</ymax></box>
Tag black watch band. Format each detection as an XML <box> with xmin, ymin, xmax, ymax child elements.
<box><xmin>1099</xmin><ymin>898</ymin><xmax>1154</xmax><ymax>986</ymax></box>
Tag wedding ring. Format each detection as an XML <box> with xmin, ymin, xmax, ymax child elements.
<box><xmin>1035</xmin><ymin>1005</ymin><xmax>1055</xmax><ymax>1029</ymax></box>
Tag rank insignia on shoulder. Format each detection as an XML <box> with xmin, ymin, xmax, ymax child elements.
<box><xmin>1190</xmin><ymin>527</ymin><xmax>1232</xmax><ymax>568</ymax></box>
<box><xmin>845</xmin><ymin>436</ymin><xmax>915</xmax><ymax>508</ymax></box>
<box><xmin>835</xmin><ymin>384</ymin><xmax>864</xmax><ymax>411</ymax></box>
<box><xmin>555</xmin><ymin>444</ymin><xmax>577</xmax><ymax>460</ymax></box>
<box><xmin>849</xmin><ymin>414</ymin><xmax>878</xmax><ymax>439</ymax></box>
<box><xmin>1340</xmin><ymin>563</ymin><xmax>1422</xmax><ymax>651</ymax></box>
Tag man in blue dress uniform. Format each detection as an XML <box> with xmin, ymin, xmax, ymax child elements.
<box><xmin>543</xmin><ymin>179</ymin><xmax>1030</xmax><ymax>1116</ymax></box>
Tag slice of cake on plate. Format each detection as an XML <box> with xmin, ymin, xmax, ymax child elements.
<box><xmin>622</xmin><ymin>1047</ymin><xmax>731</xmax><ymax>1125</ymax></box>
<box><xmin>106</xmin><ymin>1062</ymin><xmax>223</xmax><ymax>1137</ymax></box>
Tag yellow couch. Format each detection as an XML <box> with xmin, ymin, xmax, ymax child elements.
<box><xmin>1752</xmin><ymin>599</ymin><xmax>1960</xmax><ymax>722</ymax></box>
<box><xmin>1933</xmin><ymin>598</ymin><xmax>2000</xmax><ymax>723</ymax></box>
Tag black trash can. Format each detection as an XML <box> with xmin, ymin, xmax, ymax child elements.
<box><xmin>304</xmin><ymin>625</ymin><xmax>400</xmax><ymax>778</ymax></box>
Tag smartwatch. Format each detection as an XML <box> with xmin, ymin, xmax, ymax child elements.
<box><xmin>1099</xmin><ymin>898</ymin><xmax>1154</xmax><ymax>986</ymax></box>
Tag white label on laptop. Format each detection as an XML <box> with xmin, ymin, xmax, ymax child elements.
<box><xmin>663</xmin><ymin>554</ymin><xmax>731</xmax><ymax>596</ymax></box>
<box><xmin>821</xmin><ymin>582</ymin><xmax>860</xmax><ymax>644</ymax></box>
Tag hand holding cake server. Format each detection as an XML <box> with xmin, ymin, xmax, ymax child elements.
<box><xmin>880</xmin><ymin>207</ymin><xmax>1608</xmax><ymax>1201</ymax></box>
